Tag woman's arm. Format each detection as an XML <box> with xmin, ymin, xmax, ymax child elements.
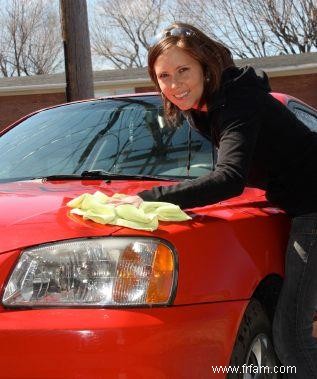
<box><xmin>138</xmin><ymin>107</ymin><xmax>262</xmax><ymax>209</ymax></box>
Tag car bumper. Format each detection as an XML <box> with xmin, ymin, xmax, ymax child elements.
<box><xmin>0</xmin><ymin>300</ymin><xmax>247</xmax><ymax>379</ymax></box>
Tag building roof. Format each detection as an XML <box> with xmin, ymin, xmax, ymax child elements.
<box><xmin>237</xmin><ymin>51</ymin><xmax>317</xmax><ymax>71</ymax></box>
<box><xmin>0</xmin><ymin>67</ymin><xmax>149</xmax><ymax>88</ymax></box>
<box><xmin>0</xmin><ymin>52</ymin><xmax>316</xmax><ymax>94</ymax></box>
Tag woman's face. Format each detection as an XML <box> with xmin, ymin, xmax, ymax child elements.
<box><xmin>154</xmin><ymin>46</ymin><xmax>206</xmax><ymax>111</ymax></box>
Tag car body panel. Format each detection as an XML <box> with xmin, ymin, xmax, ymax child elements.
<box><xmin>0</xmin><ymin>299</ymin><xmax>247</xmax><ymax>379</ymax></box>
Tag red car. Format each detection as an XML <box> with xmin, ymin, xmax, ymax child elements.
<box><xmin>0</xmin><ymin>92</ymin><xmax>316</xmax><ymax>379</ymax></box>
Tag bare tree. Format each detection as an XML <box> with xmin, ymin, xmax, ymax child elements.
<box><xmin>174</xmin><ymin>0</ymin><xmax>317</xmax><ymax>57</ymax></box>
<box><xmin>92</xmin><ymin>0</ymin><xmax>173</xmax><ymax>68</ymax></box>
<box><xmin>0</xmin><ymin>0</ymin><xmax>63</xmax><ymax>77</ymax></box>
<box><xmin>258</xmin><ymin>0</ymin><xmax>317</xmax><ymax>54</ymax></box>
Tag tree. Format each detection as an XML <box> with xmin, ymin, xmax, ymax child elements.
<box><xmin>0</xmin><ymin>0</ymin><xmax>63</xmax><ymax>77</ymax></box>
<box><xmin>174</xmin><ymin>0</ymin><xmax>317</xmax><ymax>58</ymax></box>
<box><xmin>91</xmin><ymin>0</ymin><xmax>172</xmax><ymax>68</ymax></box>
<box><xmin>259</xmin><ymin>0</ymin><xmax>317</xmax><ymax>54</ymax></box>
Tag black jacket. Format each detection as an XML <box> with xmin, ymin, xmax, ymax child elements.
<box><xmin>139</xmin><ymin>66</ymin><xmax>317</xmax><ymax>216</ymax></box>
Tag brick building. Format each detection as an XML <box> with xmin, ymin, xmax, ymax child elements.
<box><xmin>0</xmin><ymin>52</ymin><xmax>316</xmax><ymax>131</ymax></box>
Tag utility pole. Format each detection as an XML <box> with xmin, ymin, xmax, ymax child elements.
<box><xmin>60</xmin><ymin>0</ymin><xmax>94</xmax><ymax>102</ymax></box>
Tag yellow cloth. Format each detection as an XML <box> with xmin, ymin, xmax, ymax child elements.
<box><xmin>67</xmin><ymin>191</ymin><xmax>191</xmax><ymax>231</ymax></box>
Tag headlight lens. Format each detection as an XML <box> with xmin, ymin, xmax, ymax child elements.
<box><xmin>2</xmin><ymin>237</ymin><xmax>177</xmax><ymax>308</ymax></box>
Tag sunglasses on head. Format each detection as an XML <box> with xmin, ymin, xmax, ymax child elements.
<box><xmin>149</xmin><ymin>27</ymin><xmax>195</xmax><ymax>47</ymax></box>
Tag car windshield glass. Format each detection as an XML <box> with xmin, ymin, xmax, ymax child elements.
<box><xmin>0</xmin><ymin>96</ymin><xmax>214</xmax><ymax>181</ymax></box>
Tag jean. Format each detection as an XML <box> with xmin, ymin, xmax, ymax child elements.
<box><xmin>273</xmin><ymin>212</ymin><xmax>317</xmax><ymax>378</ymax></box>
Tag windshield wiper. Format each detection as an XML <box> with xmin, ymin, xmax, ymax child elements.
<box><xmin>0</xmin><ymin>170</ymin><xmax>186</xmax><ymax>183</ymax></box>
<box><xmin>43</xmin><ymin>170</ymin><xmax>174</xmax><ymax>181</ymax></box>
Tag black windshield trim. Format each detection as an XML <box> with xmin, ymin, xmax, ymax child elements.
<box><xmin>0</xmin><ymin>172</ymin><xmax>191</xmax><ymax>183</ymax></box>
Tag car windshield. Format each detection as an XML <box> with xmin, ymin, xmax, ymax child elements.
<box><xmin>0</xmin><ymin>95</ymin><xmax>214</xmax><ymax>181</ymax></box>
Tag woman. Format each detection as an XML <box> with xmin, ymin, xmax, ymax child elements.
<box><xmin>135</xmin><ymin>22</ymin><xmax>317</xmax><ymax>378</ymax></box>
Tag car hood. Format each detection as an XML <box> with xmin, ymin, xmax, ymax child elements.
<box><xmin>0</xmin><ymin>179</ymin><xmax>180</xmax><ymax>253</ymax></box>
<box><xmin>0</xmin><ymin>179</ymin><xmax>285</xmax><ymax>305</ymax></box>
<box><xmin>0</xmin><ymin>179</ymin><xmax>268</xmax><ymax>254</ymax></box>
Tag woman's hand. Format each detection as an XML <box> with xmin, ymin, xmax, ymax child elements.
<box><xmin>108</xmin><ymin>195</ymin><xmax>143</xmax><ymax>208</ymax></box>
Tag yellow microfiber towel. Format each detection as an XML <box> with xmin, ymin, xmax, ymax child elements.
<box><xmin>67</xmin><ymin>191</ymin><xmax>191</xmax><ymax>231</ymax></box>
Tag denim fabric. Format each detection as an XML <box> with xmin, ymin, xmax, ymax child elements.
<box><xmin>273</xmin><ymin>212</ymin><xmax>317</xmax><ymax>378</ymax></box>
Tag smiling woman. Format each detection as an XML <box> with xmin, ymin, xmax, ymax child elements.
<box><xmin>138</xmin><ymin>21</ymin><xmax>317</xmax><ymax>379</ymax></box>
<box><xmin>154</xmin><ymin>46</ymin><xmax>206</xmax><ymax>111</ymax></box>
<box><xmin>147</xmin><ymin>23</ymin><xmax>233</xmax><ymax>125</ymax></box>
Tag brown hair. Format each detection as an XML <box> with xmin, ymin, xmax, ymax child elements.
<box><xmin>148</xmin><ymin>22</ymin><xmax>235</xmax><ymax>125</ymax></box>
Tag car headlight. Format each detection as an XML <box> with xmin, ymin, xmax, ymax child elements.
<box><xmin>2</xmin><ymin>237</ymin><xmax>177</xmax><ymax>308</ymax></box>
